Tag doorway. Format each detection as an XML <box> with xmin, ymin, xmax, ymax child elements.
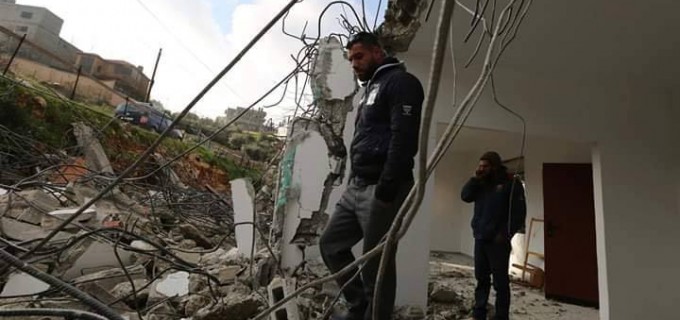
<box><xmin>543</xmin><ymin>163</ymin><xmax>599</xmax><ymax>307</ymax></box>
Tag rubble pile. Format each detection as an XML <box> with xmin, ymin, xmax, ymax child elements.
<box><xmin>426</xmin><ymin>254</ymin><xmax>598</xmax><ymax>320</ymax></box>
<box><xmin>0</xmin><ymin>123</ymin><xmax>292</xmax><ymax>320</ymax></box>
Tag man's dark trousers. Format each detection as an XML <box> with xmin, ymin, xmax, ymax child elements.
<box><xmin>320</xmin><ymin>178</ymin><xmax>412</xmax><ymax>320</ymax></box>
<box><xmin>473</xmin><ymin>238</ymin><xmax>512</xmax><ymax>320</ymax></box>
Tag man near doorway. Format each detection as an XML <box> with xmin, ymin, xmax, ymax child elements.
<box><xmin>461</xmin><ymin>151</ymin><xmax>527</xmax><ymax>320</ymax></box>
<box><xmin>319</xmin><ymin>32</ymin><xmax>424</xmax><ymax>320</ymax></box>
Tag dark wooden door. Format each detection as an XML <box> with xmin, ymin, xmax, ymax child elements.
<box><xmin>543</xmin><ymin>163</ymin><xmax>599</xmax><ymax>307</ymax></box>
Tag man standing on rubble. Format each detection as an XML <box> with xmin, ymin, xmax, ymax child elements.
<box><xmin>461</xmin><ymin>151</ymin><xmax>527</xmax><ymax>320</ymax></box>
<box><xmin>319</xmin><ymin>32</ymin><xmax>424</xmax><ymax>320</ymax></box>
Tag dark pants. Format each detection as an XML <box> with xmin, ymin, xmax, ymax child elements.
<box><xmin>319</xmin><ymin>179</ymin><xmax>411</xmax><ymax>320</ymax></box>
<box><xmin>474</xmin><ymin>238</ymin><xmax>512</xmax><ymax>320</ymax></box>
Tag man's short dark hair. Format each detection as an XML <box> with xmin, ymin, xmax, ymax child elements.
<box><xmin>346</xmin><ymin>32</ymin><xmax>382</xmax><ymax>50</ymax></box>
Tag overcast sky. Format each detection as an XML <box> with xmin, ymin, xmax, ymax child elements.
<box><xmin>18</xmin><ymin>0</ymin><xmax>386</xmax><ymax>122</ymax></box>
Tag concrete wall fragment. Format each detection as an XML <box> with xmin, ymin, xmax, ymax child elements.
<box><xmin>379</xmin><ymin>0</ymin><xmax>430</xmax><ymax>54</ymax></box>
<box><xmin>274</xmin><ymin>37</ymin><xmax>356</xmax><ymax>273</ymax></box>
<box><xmin>231</xmin><ymin>178</ymin><xmax>256</xmax><ymax>259</ymax></box>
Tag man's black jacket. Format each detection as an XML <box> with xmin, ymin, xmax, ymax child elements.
<box><xmin>350</xmin><ymin>57</ymin><xmax>424</xmax><ymax>202</ymax></box>
<box><xmin>461</xmin><ymin>171</ymin><xmax>527</xmax><ymax>240</ymax></box>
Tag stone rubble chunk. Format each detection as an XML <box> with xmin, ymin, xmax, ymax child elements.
<box><xmin>179</xmin><ymin>223</ymin><xmax>214</xmax><ymax>248</ymax></box>
<box><xmin>429</xmin><ymin>282</ymin><xmax>461</xmax><ymax>303</ymax></box>
<box><xmin>109</xmin><ymin>279</ymin><xmax>150</xmax><ymax>308</ymax></box>
<box><xmin>193</xmin><ymin>289</ymin><xmax>263</xmax><ymax>320</ymax></box>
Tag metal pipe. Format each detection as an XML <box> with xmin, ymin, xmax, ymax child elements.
<box><xmin>70</xmin><ymin>65</ymin><xmax>82</xmax><ymax>100</ymax></box>
<box><xmin>3</xmin><ymin>34</ymin><xmax>26</xmax><ymax>76</ymax></box>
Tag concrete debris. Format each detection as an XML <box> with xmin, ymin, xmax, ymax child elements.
<box><xmin>0</xmin><ymin>272</ymin><xmax>50</xmax><ymax>297</ymax></box>
<box><xmin>429</xmin><ymin>282</ymin><xmax>461</xmax><ymax>303</ymax></box>
<box><xmin>193</xmin><ymin>289</ymin><xmax>264</xmax><ymax>320</ymax></box>
<box><xmin>267</xmin><ymin>277</ymin><xmax>301</xmax><ymax>320</ymax></box>
<box><xmin>378</xmin><ymin>0</ymin><xmax>430</xmax><ymax>54</ymax></box>
<box><xmin>0</xmin><ymin>189</ymin><xmax>60</xmax><ymax>225</ymax></box>
<box><xmin>179</xmin><ymin>223</ymin><xmax>214</xmax><ymax>248</ymax></box>
<box><xmin>154</xmin><ymin>271</ymin><xmax>190</xmax><ymax>298</ymax></box>
<box><xmin>207</xmin><ymin>265</ymin><xmax>241</xmax><ymax>284</ymax></box>
<box><xmin>62</xmin><ymin>240</ymin><xmax>135</xmax><ymax>280</ymax></box>
<box><xmin>41</xmin><ymin>206</ymin><xmax>96</xmax><ymax>230</ymax></box>
<box><xmin>72</xmin><ymin>122</ymin><xmax>114</xmax><ymax>175</ymax></box>
<box><xmin>427</xmin><ymin>254</ymin><xmax>599</xmax><ymax>319</ymax></box>
<box><xmin>110</xmin><ymin>279</ymin><xmax>150</xmax><ymax>308</ymax></box>
<box><xmin>184</xmin><ymin>294</ymin><xmax>211</xmax><ymax>315</ymax></box>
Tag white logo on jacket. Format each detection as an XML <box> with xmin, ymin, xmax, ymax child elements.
<box><xmin>402</xmin><ymin>105</ymin><xmax>412</xmax><ymax>116</ymax></box>
<box><xmin>365</xmin><ymin>84</ymin><xmax>380</xmax><ymax>106</ymax></box>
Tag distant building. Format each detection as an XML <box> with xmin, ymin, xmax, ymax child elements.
<box><xmin>0</xmin><ymin>1</ymin><xmax>80</xmax><ymax>67</ymax></box>
<box><xmin>223</xmin><ymin>107</ymin><xmax>268</xmax><ymax>132</ymax></box>
<box><xmin>76</xmin><ymin>53</ymin><xmax>150</xmax><ymax>101</ymax></box>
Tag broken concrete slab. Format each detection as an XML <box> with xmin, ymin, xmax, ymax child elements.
<box><xmin>156</xmin><ymin>271</ymin><xmax>190</xmax><ymax>297</ymax></box>
<box><xmin>72</xmin><ymin>122</ymin><xmax>114</xmax><ymax>175</ymax></box>
<box><xmin>76</xmin><ymin>281</ymin><xmax>132</xmax><ymax>312</ymax></box>
<box><xmin>429</xmin><ymin>282</ymin><xmax>461</xmax><ymax>303</ymax></box>
<box><xmin>148</xmin><ymin>271</ymin><xmax>190</xmax><ymax>306</ymax></box>
<box><xmin>0</xmin><ymin>272</ymin><xmax>50</xmax><ymax>297</ymax></box>
<box><xmin>62</xmin><ymin>241</ymin><xmax>135</xmax><ymax>280</ymax></box>
<box><xmin>194</xmin><ymin>288</ymin><xmax>263</xmax><ymax>320</ymax></box>
<box><xmin>145</xmin><ymin>302</ymin><xmax>177</xmax><ymax>320</ymax></box>
<box><xmin>184</xmin><ymin>294</ymin><xmax>211</xmax><ymax>315</ymax></box>
<box><xmin>0</xmin><ymin>217</ymin><xmax>72</xmax><ymax>242</ymax></box>
<box><xmin>230</xmin><ymin>178</ymin><xmax>255</xmax><ymax>259</ymax></box>
<box><xmin>0</xmin><ymin>189</ymin><xmax>60</xmax><ymax>225</ymax></box>
<box><xmin>199</xmin><ymin>248</ymin><xmax>227</xmax><ymax>266</ymax></box>
<box><xmin>41</xmin><ymin>206</ymin><xmax>96</xmax><ymax>230</ymax></box>
<box><xmin>199</xmin><ymin>247</ymin><xmax>244</xmax><ymax>267</ymax></box>
<box><xmin>207</xmin><ymin>265</ymin><xmax>241</xmax><ymax>285</ymax></box>
<box><xmin>179</xmin><ymin>223</ymin><xmax>213</xmax><ymax>248</ymax></box>
<box><xmin>71</xmin><ymin>265</ymin><xmax>146</xmax><ymax>291</ymax></box>
<box><xmin>109</xmin><ymin>279</ymin><xmax>150</xmax><ymax>308</ymax></box>
<box><xmin>378</xmin><ymin>0</ymin><xmax>430</xmax><ymax>54</ymax></box>
<box><xmin>175</xmin><ymin>251</ymin><xmax>201</xmax><ymax>265</ymax></box>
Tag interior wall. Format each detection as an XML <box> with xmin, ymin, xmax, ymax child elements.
<box><xmin>431</xmin><ymin>151</ymin><xmax>476</xmax><ymax>253</ymax></box>
<box><xmin>430</xmin><ymin>128</ymin><xmax>592</xmax><ymax>263</ymax></box>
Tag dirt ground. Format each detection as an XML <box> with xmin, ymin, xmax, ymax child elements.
<box><xmin>428</xmin><ymin>252</ymin><xmax>599</xmax><ymax>320</ymax></box>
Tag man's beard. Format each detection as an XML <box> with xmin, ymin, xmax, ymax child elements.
<box><xmin>358</xmin><ymin>64</ymin><xmax>379</xmax><ymax>82</ymax></box>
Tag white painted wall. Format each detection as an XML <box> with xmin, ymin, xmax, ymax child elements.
<box><xmin>401</xmin><ymin>45</ymin><xmax>680</xmax><ymax>318</ymax></box>
<box><xmin>430</xmin><ymin>129</ymin><xmax>591</xmax><ymax>265</ymax></box>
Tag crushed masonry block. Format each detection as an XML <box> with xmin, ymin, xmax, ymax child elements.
<box><xmin>72</xmin><ymin>122</ymin><xmax>114</xmax><ymax>175</ymax></box>
<box><xmin>0</xmin><ymin>272</ymin><xmax>50</xmax><ymax>297</ymax></box>
<box><xmin>179</xmin><ymin>223</ymin><xmax>213</xmax><ymax>248</ymax></box>
<box><xmin>0</xmin><ymin>189</ymin><xmax>60</xmax><ymax>225</ymax></box>
<box><xmin>378</xmin><ymin>0</ymin><xmax>430</xmax><ymax>54</ymax></box>
<box><xmin>1</xmin><ymin>217</ymin><xmax>72</xmax><ymax>242</ymax></box>
<box><xmin>41</xmin><ymin>207</ymin><xmax>96</xmax><ymax>230</ymax></box>
<box><xmin>76</xmin><ymin>282</ymin><xmax>132</xmax><ymax>311</ymax></box>
<box><xmin>207</xmin><ymin>265</ymin><xmax>241</xmax><ymax>284</ymax></box>
<box><xmin>109</xmin><ymin>279</ymin><xmax>150</xmax><ymax>308</ymax></box>
<box><xmin>62</xmin><ymin>240</ymin><xmax>135</xmax><ymax>280</ymax></box>
<box><xmin>267</xmin><ymin>276</ymin><xmax>300</xmax><ymax>320</ymax></box>
<box><xmin>230</xmin><ymin>178</ymin><xmax>256</xmax><ymax>259</ymax></box>
<box><xmin>148</xmin><ymin>271</ymin><xmax>190</xmax><ymax>306</ymax></box>
<box><xmin>70</xmin><ymin>266</ymin><xmax>146</xmax><ymax>292</ymax></box>
<box><xmin>151</xmin><ymin>154</ymin><xmax>187</xmax><ymax>188</ymax></box>
<box><xmin>175</xmin><ymin>251</ymin><xmax>201</xmax><ymax>265</ymax></box>
<box><xmin>194</xmin><ymin>285</ymin><xmax>262</xmax><ymax>320</ymax></box>
<box><xmin>275</xmin><ymin>38</ymin><xmax>358</xmax><ymax>274</ymax></box>
<box><xmin>131</xmin><ymin>240</ymin><xmax>156</xmax><ymax>251</ymax></box>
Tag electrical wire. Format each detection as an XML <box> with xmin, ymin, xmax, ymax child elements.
<box><xmin>0</xmin><ymin>248</ymin><xmax>124</xmax><ymax>320</ymax></box>
<box><xmin>0</xmin><ymin>308</ymin><xmax>110</xmax><ymax>320</ymax></box>
<box><xmin>11</xmin><ymin>0</ymin><xmax>301</xmax><ymax>263</ymax></box>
